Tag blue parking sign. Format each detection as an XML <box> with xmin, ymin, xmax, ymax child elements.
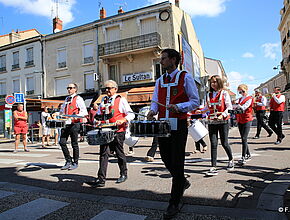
<box><xmin>14</xmin><ymin>93</ymin><xmax>25</xmax><ymax>103</ymax></box>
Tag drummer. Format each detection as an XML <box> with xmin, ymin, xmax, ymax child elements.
<box><xmin>86</xmin><ymin>80</ymin><xmax>134</xmax><ymax>187</ymax></box>
<box><xmin>147</xmin><ymin>49</ymin><xmax>199</xmax><ymax>219</ymax></box>
<box><xmin>59</xmin><ymin>83</ymin><xmax>88</xmax><ymax>170</ymax></box>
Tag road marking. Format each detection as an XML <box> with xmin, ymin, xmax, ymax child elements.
<box><xmin>0</xmin><ymin>152</ymin><xmax>49</xmax><ymax>158</ymax></box>
<box><xmin>0</xmin><ymin>190</ymin><xmax>15</xmax><ymax>199</ymax></box>
<box><xmin>0</xmin><ymin>198</ymin><xmax>69</xmax><ymax>220</ymax></box>
<box><xmin>0</xmin><ymin>159</ymin><xmax>23</xmax><ymax>164</ymax></box>
<box><xmin>91</xmin><ymin>210</ymin><xmax>147</xmax><ymax>220</ymax></box>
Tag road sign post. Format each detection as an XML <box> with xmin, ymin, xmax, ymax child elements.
<box><xmin>5</xmin><ymin>95</ymin><xmax>16</xmax><ymax>105</ymax></box>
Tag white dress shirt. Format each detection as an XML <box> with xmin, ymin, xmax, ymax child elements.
<box><xmin>209</xmin><ymin>90</ymin><xmax>233</xmax><ymax>117</ymax></box>
<box><xmin>256</xmin><ymin>95</ymin><xmax>267</xmax><ymax>107</ymax></box>
<box><xmin>150</xmin><ymin>69</ymin><xmax>199</xmax><ymax>114</ymax></box>
<box><xmin>60</xmin><ymin>93</ymin><xmax>88</xmax><ymax>117</ymax></box>
<box><xmin>273</xmin><ymin>94</ymin><xmax>285</xmax><ymax>104</ymax></box>
<box><xmin>238</xmin><ymin>95</ymin><xmax>253</xmax><ymax>111</ymax></box>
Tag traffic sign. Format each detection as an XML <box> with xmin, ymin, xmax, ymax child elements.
<box><xmin>14</xmin><ymin>93</ymin><xmax>25</xmax><ymax>103</ymax></box>
<box><xmin>5</xmin><ymin>95</ymin><xmax>16</xmax><ymax>105</ymax></box>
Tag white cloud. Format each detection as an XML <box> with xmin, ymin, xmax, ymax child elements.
<box><xmin>0</xmin><ymin>0</ymin><xmax>76</xmax><ymax>25</ymax></box>
<box><xmin>242</xmin><ymin>52</ymin><xmax>254</xmax><ymax>58</ymax></box>
<box><xmin>227</xmin><ymin>71</ymin><xmax>258</xmax><ymax>95</ymax></box>
<box><xmin>261</xmin><ymin>42</ymin><xmax>280</xmax><ymax>60</ymax></box>
<box><xmin>147</xmin><ymin>0</ymin><xmax>227</xmax><ymax>17</ymax></box>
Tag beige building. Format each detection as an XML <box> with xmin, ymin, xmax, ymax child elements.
<box><xmin>43</xmin><ymin>1</ymin><xmax>206</xmax><ymax>107</ymax></box>
<box><xmin>0</xmin><ymin>29</ymin><xmax>40</xmax><ymax>47</ymax></box>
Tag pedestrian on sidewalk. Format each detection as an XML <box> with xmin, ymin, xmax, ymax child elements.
<box><xmin>86</xmin><ymin>80</ymin><xmax>134</xmax><ymax>187</ymax></box>
<box><xmin>268</xmin><ymin>87</ymin><xmax>286</xmax><ymax>145</ymax></box>
<box><xmin>13</xmin><ymin>103</ymin><xmax>29</xmax><ymax>152</ymax></box>
<box><xmin>147</xmin><ymin>49</ymin><xmax>199</xmax><ymax>219</ymax></box>
<box><xmin>41</xmin><ymin>106</ymin><xmax>51</xmax><ymax>148</ymax></box>
<box><xmin>59</xmin><ymin>83</ymin><xmax>88</xmax><ymax>170</ymax></box>
<box><xmin>235</xmin><ymin>84</ymin><xmax>254</xmax><ymax>166</ymax></box>
<box><xmin>205</xmin><ymin>75</ymin><xmax>234</xmax><ymax>176</ymax></box>
<box><xmin>253</xmin><ymin>89</ymin><xmax>273</xmax><ymax>139</ymax></box>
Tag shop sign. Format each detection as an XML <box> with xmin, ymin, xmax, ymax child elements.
<box><xmin>123</xmin><ymin>72</ymin><xmax>152</xmax><ymax>83</ymax></box>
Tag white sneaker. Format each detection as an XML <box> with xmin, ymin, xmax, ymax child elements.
<box><xmin>127</xmin><ymin>150</ymin><xmax>134</xmax><ymax>156</ymax></box>
<box><xmin>238</xmin><ymin>157</ymin><xmax>246</xmax><ymax>165</ymax></box>
<box><xmin>227</xmin><ymin>160</ymin><xmax>234</xmax><ymax>171</ymax></box>
<box><xmin>145</xmin><ymin>156</ymin><xmax>154</xmax><ymax>162</ymax></box>
<box><xmin>206</xmin><ymin>167</ymin><xmax>218</xmax><ymax>176</ymax></box>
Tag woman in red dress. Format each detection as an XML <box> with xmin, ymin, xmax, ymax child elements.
<box><xmin>13</xmin><ymin>104</ymin><xmax>29</xmax><ymax>152</ymax></box>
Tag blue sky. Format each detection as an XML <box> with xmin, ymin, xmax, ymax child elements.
<box><xmin>0</xmin><ymin>0</ymin><xmax>283</xmax><ymax>94</ymax></box>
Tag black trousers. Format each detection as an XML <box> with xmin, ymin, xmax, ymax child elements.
<box><xmin>238</xmin><ymin>121</ymin><xmax>251</xmax><ymax>157</ymax></box>
<box><xmin>59</xmin><ymin>123</ymin><xmax>80</xmax><ymax>164</ymax></box>
<box><xmin>195</xmin><ymin>138</ymin><xmax>207</xmax><ymax>151</ymax></box>
<box><xmin>208</xmin><ymin>122</ymin><xmax>233</xmax><ymax>167</ymax></box>
<box><xmin>255</xmin><ymin>110</ymin><xmax>272</xmax><ymax>137</ymax></box>
<box><xmin>98</xmin><ymin>132</ymin><xmax>127</xmax><ymax>182</ymax></box>
<box><xmin>146</xmin><ymin>136</ymin><xmax>158</xmax><ymax>157</ymax></box>
<box><xmin>269</xmin><ymin>111</ymin><xmax>284</xmax><ymax>140</ymax></box>
<box><xmin>158</xmin><ymin>120</ymin><xmax>188</xmax><ymax>206</ymax></box>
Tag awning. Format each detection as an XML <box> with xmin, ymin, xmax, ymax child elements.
<box><xmin>127</xmin><ymin>86</ymin><xmax>154</xmax><ymax>103</ymax></box>
<box><xmin>25</xmin><ymin>98</ymin><xmax>64</xmax><ymax>109</ymax></box>
<box><xmin>95</xmin><ymin>92</ymin><xmax>128</xmax><ymax>104</ymax></box>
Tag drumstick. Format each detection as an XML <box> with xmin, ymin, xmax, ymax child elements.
<box><xmin>151</xmin><ymin>100</ymin><xmax>168</xmax><ymax>108</ymax></box>
<box><xmin>128</xmin><ymin>111</ymin><xmax>147</xmax><ymax>117</ymax></box>
<box><xmin>62</xmin><ymin>114</ymin><xmax>85</xmax><ymax>118</ymax></box>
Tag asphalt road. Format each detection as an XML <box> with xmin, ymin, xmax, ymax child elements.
<box><xmin>0</xmin><ymin>125</ymin><xmax>289</xmax><ymax>219</ymax></box>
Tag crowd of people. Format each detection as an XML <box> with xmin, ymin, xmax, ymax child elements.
<box><xmin>11</xmin><ymin>48</ymin><xmax>286</xmax><ymax>219</ymax></box>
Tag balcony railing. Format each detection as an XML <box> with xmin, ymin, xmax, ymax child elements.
<box><xmin>0</xmin><ymin>67</ymin><xmax>6</xmax><ymax>72</ymax></box>
<box><xmin>12</xmin><ymin>64</ymin><xmax>20</xmax><ymax>70</ymax></box>
<box><xmin>98</xmin><ymin>32</ymin><xmax>161</xmax><ymax>57</ymax></box>
<box><xmin>25</xmin><ymin>60</ymin><xmax>34</xmax><ymax>67</ymax></box>
<box><xmin>84</xmin><ymin>56</ymin><xmax>94</xmax><ymax>64</ymax></box>
<box><xmin>26</xmin><ymin>90</ymin><xmax>34</xmax><ymax>95</ymax></box>
<box><xmin>58</xmin><ymin>62</ymin><xmax>67</xmax><ymax>69</ymax></box>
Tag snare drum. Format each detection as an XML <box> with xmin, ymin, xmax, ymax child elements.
<box><xmin>86</xmin><ymin>128</ymin><xmax>116</xmax><ymax>145</ymax></box>
<box><xmin>188</xmin><ymin>120</ymin><xmax>208</xmax><ymax>142</ymax></box>
<box><xmin>46</xmin><ymin>120</ymin><xmax>65</xmax><ymax>128</ymax></box>
<box><xmin>130</xmin><ymin>120</ymin><xmax>171</xmax><ymax>137</ymax></box>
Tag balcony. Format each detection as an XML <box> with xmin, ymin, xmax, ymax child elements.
<box><xmin>84</xmin><ymin>56</ymin><xmax>94</xmax><ymax>64</ymax></box>
<box><xmin>26</xmin><ymin>90</ymin><xmax>34</xmax><ymax>95</ymax></box>
<box><xmin>58</xmin><ymin>62</ymin><xmax>67</xmax><ymax>69</ymax></box>
<box><xmin>12</xmin><ymin>64</ymin><xmax>20</xmax><ymax>70</ymax></box>
<box><xmin>98</xmin><ymin>32</ymin><xmax>161</xmax><ymax>57</ymax></box>
<box><xmin>25</xmin><ymin>60</ymin><xmax>34</xmax><ymax>67</ymax></box>
<box><xmin>0</xmin><ymin>67</ymin><xmax>6</xmax><ymax>72</ymax></box>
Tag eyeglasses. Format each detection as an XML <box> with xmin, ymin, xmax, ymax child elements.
<box><xmin>67</xmin><ymin>87</ymin><xmax>75</xmax><ymax>90</ymax></box>
<box><xmin>105</xmin><ymin>87</ymin><xmax>115</xmax><ymax>90</ymax></box>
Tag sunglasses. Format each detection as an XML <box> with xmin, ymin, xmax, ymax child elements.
<box><xmin>105</xmin><ymin>87</ymin><xmax>115</xmax><ymax>90</ymax></box>
<box><xmin>67</xmin><ymin>87</ymin><xmax>75</xmax><ymax>90</ymax></box>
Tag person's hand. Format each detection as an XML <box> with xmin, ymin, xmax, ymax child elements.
<box><xmin>147</xmin><ymin>110</ymin><xmax>156</xmax><ymax>120</ymax></box>
<box><xmin>217</xmin><ymin>114</ymin><xmax>223</xmax><ymax>120</ymax></box>
<box><xmin>82</xmin><ymin>118</ymin><xmax>87</xmax><ymax>123</ymax></box>
<box><xmin>167</xmin><ymin>104</ymin><xmax>179</xmax><ymax>113</ymax></box>
<box><xmin>116</xmin><ymin>119</ymin><xmax>127</xmax><ymax>125</ymax></box>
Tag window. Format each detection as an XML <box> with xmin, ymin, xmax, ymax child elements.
<box><xmin>153</xmin><ymin>59</ymin><xmax>165</xmax><ymax>80</ymax></box>
<box><xmin>13</xmin><ymin>79</ymin><xmax>20</xmax><ymax>93</ymax></box>
<box><xmin>83</xmin><ymin>42</ymin><xmax>94</xmax><ymax>64</ymax></box>
<box><xmin>12</xmin><ymin>51</ymin><xmax>19</xmax><ymax>69</ymax></box>
<box><xmin>0</xmin><ymin>55</ymin><xmax>6</xmax><ymax>72</ymax></box>
<box><xmin>109</xmin><ymin>64</ymin><xmax>118</xmax><ymax>82</ymax></box>
<box><xmin>84</xmin><ymin>71</ymin><xmax>94</xmax><ymax>91</ymax></box>
<box><xmin>106</xmin><ymin>26</ymin><xmax>120</xmax><ymax>42</ymax></box>
<box><xmin>26</xmin><ymin>77</ymin><xmax>34</xmax><ymax>95</ymax></box>
<box><xmin>0</xmin><ymin>81</ymin><xmax>6</xmax><ymax>96</ymax></box>
<box><xmin>26</xmin><ymin>47</ymin><xmax>34</xmax><ymax>66</ymax></box>
<box><xmin>140</xmin><ymin>17</ymin><xmax>157</xmax><ymax>35</ymax></box>
<box><xmin>57</xmin><ymin>48</ymin><xmax>67</xmax><ymax>68</ymax></box>
<box><xmin>55</xmin><ymin>77</ymin><xmax>71</xmax><ymax>96</ymax></box>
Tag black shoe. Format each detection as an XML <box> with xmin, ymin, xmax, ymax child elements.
<box><xmin>116</xmin><ymin>175</ymin><xmax>127</xmax><ymax>183</ymax></box>
<box><xmin>275</xmin><ymin>140</ymin><xmax>281</xmax><ymax>145</ymax></box>
<box><xmin>253</xmin><ymin>136</ymin><xmax>259</xmax><ymax>139</ymax></box>
<box><xmin>281</xmin><ymin>134</ymin><xmax>285</xmax><ymax>140</ymax></box>
<box><xmin>267</xmin><ymin>132</ymin><xmax>273</xmax><ymax>137</ymax></box>
<box><xmin>85</xmin><ymin>179</ymin><xmax>105</xmax><ymax>187</ymax></box>
<box><xmin>163</xmin><ymin>204</ymin><xmax>180</xmax><ymax>219</ymax></box>
<box><xmin>183</xmin><ymin>179</ymin><xmax>191</xmax><ymax>194</ymax></box>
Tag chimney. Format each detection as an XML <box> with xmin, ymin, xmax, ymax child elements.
<box><xmin>118</xmin><ymin>6</ymin><xmax>125</xmax><ymax>14</ymax></box>
<box><xmin>100</xmin><ymin>7</ymin><xmax>106</xmax><ymax>19</ymax></box>
<box><xmin>9</xmin><ymin>29</ymin><xmax>21</xmax><ymax>43</ymax></box>
<box><xmin>175</xmin><ymin>0</ymin><xmax>180</xmax><ymax>7</ymax></box>
<box><xmin>53</xmin><ymin>17</ymin><xmax>63</xmax><ymax>33</ymax></box>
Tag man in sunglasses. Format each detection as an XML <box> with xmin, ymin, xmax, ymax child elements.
<box><xmin>86</xmin><ymin>80</ymin><xmax>134</xmax><ymax>187</ymax></box>
<box><xmin>59</xmin><ymin>83</ymin><xmax>88</xmax><ymax>170</ymax></box>
<box><xmin>269</xmin><ymin>86</ymin><xmax>285</xmax><ymax>145</ymax></box>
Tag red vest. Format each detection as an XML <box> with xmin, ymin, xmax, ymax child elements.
<box><xmin>270</xmin><ymin>94</ymin><xmax>285</xmax><ymax>112</ymax></box>
<box><xmin>254</xmin><ymin>96</ymin><xmax>266</xmax><ymax>111</ymax></box>
<box><xmin>14</xmin><ymin>111</ymin><xmax>27</xmax><ymax>127</ymax></box>
<box><xmin>208</xmin><ymin>90</ymin><xmax>229</xmax><ymax>120</ymax></box>
<box><xmin>65</xmin><ymin>96</ymin><xmax>81</xmax><ymax>123</ymax></box>
<box><xmin>236</xmin><ymin>96</ymin><xmax>253</xmax><ymax>124</ymax></box>
<box><xmin>108</xmin><ymin>96</ymin><xmax>127</xmax><ymax>132</ymax></box>
<box><xmin>158</xmin><ymin>71</ymin><xmax>189</xmax><ymax>120</ymax></box>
